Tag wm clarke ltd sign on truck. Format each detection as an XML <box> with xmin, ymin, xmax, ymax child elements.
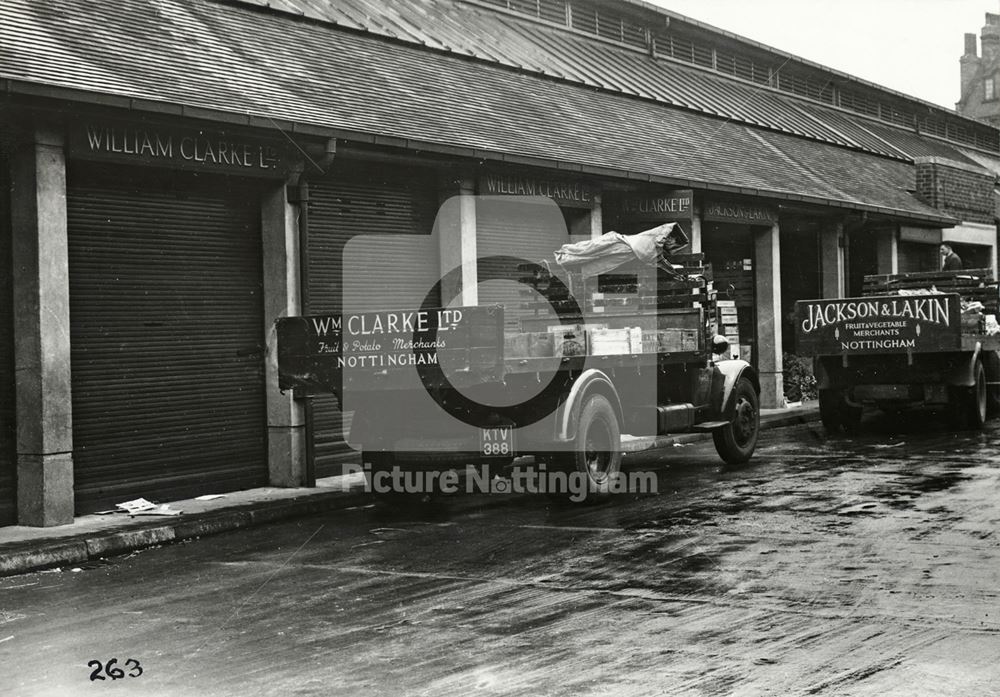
<box><xmin>796</xmin><ymin>294</ymin><xmax>961</xmax><ymax>355</ymax></box>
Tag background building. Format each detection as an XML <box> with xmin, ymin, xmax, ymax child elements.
<box><xmin>2</xmin><ymin>0</ymin><xmax>999</xmax><ymax>527</ymax></box>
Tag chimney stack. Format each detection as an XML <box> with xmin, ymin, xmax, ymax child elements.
<box><xmin>965</xmin><ymin>32</ymin><xmax>978</xmax><ymax>56</ymax></box>
<box><xmin>983</xmin><ymin>13</ymin><xmax>1000</xmax><ymax>61</ymax></box>
<box><xmin>961</xmin><ymin>32</ymin><xmax>982</xmax><ymax>105</ymax></box>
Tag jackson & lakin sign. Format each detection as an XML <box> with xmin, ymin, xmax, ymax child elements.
<box><xmin>795</xmin><ymin>294</ymin><xmax>961</xmax><ymax>354</ymax></box>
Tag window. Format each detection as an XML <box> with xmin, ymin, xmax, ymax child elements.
<box><xmin>985</xmin><ymin>77</ymin><xmax>996</xmax><ymax>101</ymax></box>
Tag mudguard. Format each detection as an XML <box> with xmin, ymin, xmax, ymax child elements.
<box><xmin>714</xmin><ymin>359</ymin><xmax>759</xmax><ymax>417</ymax></box>
<box><xmin>553</xmin><ymin>369</ymin><xmax>623</xmax><ymax>443</ymax></box>
<box><xmin>943</xmin><ymin>344</ymin><xmax>982</xmax><ymax>387</ymax></box>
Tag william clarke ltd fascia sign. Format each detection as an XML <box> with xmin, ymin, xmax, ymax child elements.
<box><xmin>795</xmin><ymin>294</ymin><xmax>962</xmax><ymax>355</ymax></box>
<box><xmin>478</xmin><ymin>174</ymin><xmax>595</xmax><ymax>207</ymax></box>
<box><xmin>69</xmin><ymin>120</ymin><xmax>291</xmax><ymax>177</ymax></box>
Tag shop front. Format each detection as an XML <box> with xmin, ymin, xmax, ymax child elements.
<box><xmin>7</xmin><ymin>115</ymin><xmax>304</xmax><ymax>521</ymax></box>
<box><xmin>305</xmin><ymin>161</ymin><xmax>443</xmax><ymax>476</ymax></box>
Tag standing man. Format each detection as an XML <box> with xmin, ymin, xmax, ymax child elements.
<box><xmin>940</xmin><ymin>243</ymin><xmax>963</xmax><ymax>271</ymax></box>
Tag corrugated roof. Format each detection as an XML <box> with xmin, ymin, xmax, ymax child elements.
<box><xmin>0</xmin><ymin>0</ymin><xmax>953</xmax><ymax>223</ymax></box>
<box><xmin>221</xmin><ymin>0</ymin><xmax>986</xmax><ymax>166</ymax></box>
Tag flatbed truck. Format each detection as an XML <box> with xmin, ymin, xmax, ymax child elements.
<box><xmin>276</xmin><ymin>253</ymin><xmax>761</xmax><ymax>498</ymax></box>
<box><xmin>795</xmin><ymin>268</ymin><xmax>1000</xmax><ymax>432</ymax></box>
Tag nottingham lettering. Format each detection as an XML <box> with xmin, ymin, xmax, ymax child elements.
<box><xmin>335</xmin><ymin>352</ymin><xmax>439</xmax><ymax>369</ymax></box>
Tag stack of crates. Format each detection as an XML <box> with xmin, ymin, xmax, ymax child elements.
<box><xmin>716</xmin><ymin>300</ymin><xmax>741</xmax><ymax>358</ymax></box>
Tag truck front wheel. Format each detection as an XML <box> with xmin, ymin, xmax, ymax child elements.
<box><xmin>561</xmin><ymin>394</ymin><xmax>622</xmax><ymax>501</ymax></box>
<box><xmin>713</xmin><ymin>377</ymin><xmax>759</xmax><ymax>464</ymax></box>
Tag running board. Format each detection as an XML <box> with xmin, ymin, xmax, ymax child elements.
<box><xmin>690</xmin><ymin>420</ymin><xmax>729</xmax><ymax>431</ymax></box>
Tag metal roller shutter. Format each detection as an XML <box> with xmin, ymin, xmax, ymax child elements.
<box><xmin>476</xmin><ymin>197</ymin><xmax>572</xmax><ymax>331</ymax></box>
<box><xmin>67</xmin><ymin>166</ymin><xmax>268</xmax><ymax>512</ymax></box>
<box><xmin>306</xmin><ymin>166</ymin><xmax>440</xmax><ymax>476</ymax></box>
<box><xmin>0</xmin><ymin>153</ymin><xmax>14</xmax><ymax>525</ymax></box>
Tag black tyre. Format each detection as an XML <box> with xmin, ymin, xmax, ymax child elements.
<box><xmin>362</xmin><ymin>450</ymin><xmax>428</xmax><ymax>504</ymax></box>
<box><xmin>819</xmin><ymin>389</ymin><xmax>861</xmax><ymax>435</ymax></box>
<box><xmin>984</xmin><ymin>351</ymin><xmax>1000</xmax><ymax>417</ymax></box>
<box><xmin>362</xmin><ymin>450</ymin><xmax>397</xmax><ymax>496</ymax></box>
<box><xmin>818</xmin><ymin>389</ymin><xmax>843</xmax><ymax>432</ymax></box>
<box><xmin>713</xmin><ymin>377</ymin><xmax>759</xmax><ymax>464</ymax></box>
<box><xmin>965</xmin><ymin>360</ymin><xmax>988</xmax><ymax>430</ymax></box>
<box><xmin>561</xmin><ymin>394</ymin><xmax>622</xmax><ymax>501</ymax></box>
<box><xmin>841</xmin><ymin>399</ymin><xmax>862</xmax><ymax>434</ymax></box>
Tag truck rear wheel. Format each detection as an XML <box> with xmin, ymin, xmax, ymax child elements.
<box><xmin>561</xmin><ymin>394</ymin><xmax>622</xmax><ymax>502</ymax></box>
<box><xmin>363</xmin><ymin>451</ymin><xmax>433</xmax><ymax>504</ymax></box>
<box><xmin>984</xmin><ymin>351</ymin><xmax>1000</xmax><ymax>416</ymax></box>
<box><xmin>819</xmin><ymin>389</ymin><xmax>861</xmax><ymax>435</ymax></box>
<box><xmin>959</xmin><ymin>360</ymin><xmax>988</xmax><ymax>430</ymax></box>
<box><xmin>363</xmin><ymin>450</ymin><xmax>401</xmax><ymax>501</ymax></box>
<box><xmin>713</xmin><ymin>377</ymin><xmax>759</xmax><ymax>464</ymax></box>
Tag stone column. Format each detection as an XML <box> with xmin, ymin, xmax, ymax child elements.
<box><xmin>12</xmin><ymin>126</ymin><xmax>74</xmax><ymax>526</ymax></box>
<box><xmin>688</xmin><ymin>215</ymin><xmax>702</xmax><ymax>254</ymax></box>
<box><xmin>820</xmin><ymin>222</ymin><xmax>845</xmax><ymax>299</ymax></box>
<box><xmin>755</xmin><ymin>222</ymin><xmax>783</xmax><ymax>409</ymax></box>
<box><xmin>262</xmin><ymin>181</ymin><xmax>306</xmax><ymax>486</ymax></box>
<box><xmin>875</xmin><ymin>227</ymin><xmax>898</xmax><ymax>275</ymax></box>
<box><xmin>438</xmin><ymin>178</ymin><xmax>478</xmax><ymax>306</ymax></box>
<box><xmin>589</xmin><ymin>193</ymin><xmax>603</xmax><ymax>239</ymax></box>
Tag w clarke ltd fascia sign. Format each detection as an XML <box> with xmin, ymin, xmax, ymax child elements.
<box><xmin>795</xmin><ymin>294</ymin><xmax>961</xmax><ymax>354</ymax></box>
<box><xmin>276</xmin><ymin>306</ymin><xmax>504</xmax><ymax>392</ymax></box>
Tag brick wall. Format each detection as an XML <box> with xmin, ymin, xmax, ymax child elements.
<box><xmin>915</xmin><ymin>157</ymin><xmax>996</xmax><ymax>224</ymax></box>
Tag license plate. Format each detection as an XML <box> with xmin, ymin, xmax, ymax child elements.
<box><xmin>480</xmin><ymin>426</ymin><xmax>515</xmax><ymax>458</ymax></box>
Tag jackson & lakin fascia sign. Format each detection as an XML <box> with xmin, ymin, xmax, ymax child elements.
<box><xmin>795</xmin><ymin>294</ymin><xmax>961</xmax><ymax>354</ymax></box>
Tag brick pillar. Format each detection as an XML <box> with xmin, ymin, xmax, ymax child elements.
<box><xmin>755</xmin><ymin>222</ymin><xmax>783</xmax><ymax>408</ymax></box>
<box><xmin>820</xmin><ymin>222</ymin><xmax>845</xmax><ymax>299</ymax></box>
<box><xmin>438</xmin><ymin>179</ymin><xmax>478</xmax><ymax>305</ymax></box>
<box><xmin>12</xmin><ymin>127</ymin><xmax>74</xmax><ymax>526</ymax></box>
<box><xmin>262</xmin><ymin>181</ymin><xmax>307</xmax><ymax>486</ymax></box>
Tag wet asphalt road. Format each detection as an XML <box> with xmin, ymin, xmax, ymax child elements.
<box><xmin>2</xmin><ymin>414</ymin><xmax>1000</xmax><ymax>697</ymax></box>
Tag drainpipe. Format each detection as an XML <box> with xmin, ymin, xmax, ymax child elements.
<box><xmin>288</xmin><ymin>178</ymin><xmax>315</xmax><ymax>487</ymax></box>
<box><xmin>290</xmin><ymin>138</ymin><xmax>336</xmax><ymax>486</ymax></box>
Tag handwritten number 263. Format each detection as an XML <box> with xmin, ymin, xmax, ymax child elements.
<box><xmin>87</xmin><ymin>658</ymin><xmax>143</xmax><ymax>681</ymax></box>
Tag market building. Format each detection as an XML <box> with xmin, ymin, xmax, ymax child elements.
<box><xmin>2</xmin><ymin>0</ymin><xmax>999</xmax><ymax>526</ymax></box>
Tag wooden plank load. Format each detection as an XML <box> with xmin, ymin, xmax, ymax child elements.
<box><xmin>506</xmin><ymin>253</ymin><xmax>713</xmax><ymax>361</ymax></box>
<box><xmin>517</xmin><ymin>253</ymin><xmax>713</xmax><ymax>316</ymax></box>
<box><xmin>862</xmin><ymin>268</ymin><xmax>999</xmax><ymax>315</ymax></box>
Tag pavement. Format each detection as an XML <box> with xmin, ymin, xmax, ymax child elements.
<box><xmin>0</xmin><ymin>402</ymin><xmax>819</xmax><ymax>577</ymax></box>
